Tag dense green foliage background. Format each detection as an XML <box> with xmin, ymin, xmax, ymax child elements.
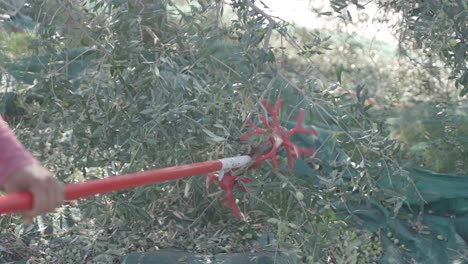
<box><xmin>0</xmin><ymin>0</ymin><xmax>466</xmax><ymax>263</ymax></box>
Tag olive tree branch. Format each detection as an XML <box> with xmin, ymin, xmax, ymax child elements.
<box><xmin>244</xmin><ymin>0</ymin><xmax>275</xmax><ymax>50</ymax></box>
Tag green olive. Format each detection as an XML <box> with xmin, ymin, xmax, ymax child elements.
<box><xmin>449</xmin><ymin>39</ymin><xmax>457</xmax><ymax>48</ymax></box>
<box><xmin>295</xmin><ymin>191</ymin><xmax>304</xmax><ymax>201</ymax></box>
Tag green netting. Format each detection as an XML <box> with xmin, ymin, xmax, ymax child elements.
<box><xmin>292</xmin><ymin>125</ymin><xmax>468</xmax><ymax>263</ymax></box>
<box><xmin>122</xmin><ymin>248</ymin><xmax>298</xmax><ymax>264</ymax></box>
<box><xmin>5</xmin><ymin>48</ymin><xmax>98</xmax><ymax>85</ymax></box>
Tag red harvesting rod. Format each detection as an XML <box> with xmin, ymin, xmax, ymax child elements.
<box><xmin>0</xmin><ymin>98</ymin><xmax>319</xmax><ymax>219</ymax></box>
<box><xmin>0</xmin><ymin>156</ymin><xmax>252</xmax><ymax>215</ymax></box>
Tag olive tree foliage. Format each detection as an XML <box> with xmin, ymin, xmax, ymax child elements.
<box><xmin>0</xmin><ymin>0</ymin><xmax>410</xmax><ymax>259</ymax></box>
<box><xmin>391</xmin><ymin>0</ymin><xmax>467</xmax><ymax>96</ymax></box>
<box><xmin>325</xmin><ymin>0</ymin><xmax>467</xmax><ymax>97</ymax></box>
<box><xmin>312</xmin><ymin>0</ymin><xmax>467</xmax><ymax>175</ymax></box>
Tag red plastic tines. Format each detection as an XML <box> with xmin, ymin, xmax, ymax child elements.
<box><xmin>240</xmin><ymin>98</ymin><xmax>318</xmax><ymax>174</ymax></box>
<box><xmin>206</xmin><ymin>98</ymin><xmax>318</xmax><ymax>219</ymax></box>
<box><xmin>206</xmin><ymin>171</ymin><xmax>251</xmax><ymax>219</ymax></box>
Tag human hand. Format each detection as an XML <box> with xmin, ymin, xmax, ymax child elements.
<box><xmin>2</xmin><ymin>164</ymin><xmax>64</xmax><ymax>224</ymax></box>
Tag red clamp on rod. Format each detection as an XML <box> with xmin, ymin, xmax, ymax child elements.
<box><xmin>0</xmin><ymin>156</ymin><xmax>251</xmax><ymax>215</ymax></box>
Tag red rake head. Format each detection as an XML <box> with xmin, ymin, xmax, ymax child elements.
<box><xmin>240</xmin><ymin>98</ymin><xmax>318</xmax><ymax>174</ymax></box>
<box><xmin>206</xmin><ymin>171</ymin><xmax>251</xmax><ymax>219</ymax></box>
<box><xmin>206</xmin><ymin>98</ymin><xmax>317</xmax><ymax>219</ymax></box>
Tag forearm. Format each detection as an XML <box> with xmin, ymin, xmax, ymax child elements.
<box><xmin>0</xmin><ymin>117</ymin><xmax>38</xmax><ymax>186</ymax></box>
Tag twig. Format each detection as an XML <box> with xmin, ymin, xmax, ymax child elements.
<box><xmin>244</xmin><ymin>0</ymin><xmax>275</xmax><ymax>50</ymax></box>
<box><xmin>214</xmin><ymin>0</ymin><xmax>222</xmax><ymax>28</ymax></box>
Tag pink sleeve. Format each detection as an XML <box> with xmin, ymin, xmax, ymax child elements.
<box><xmin>0</xmin><ymin>117</ymin><xmax>38</xmax><ymax>186</ymax></box>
